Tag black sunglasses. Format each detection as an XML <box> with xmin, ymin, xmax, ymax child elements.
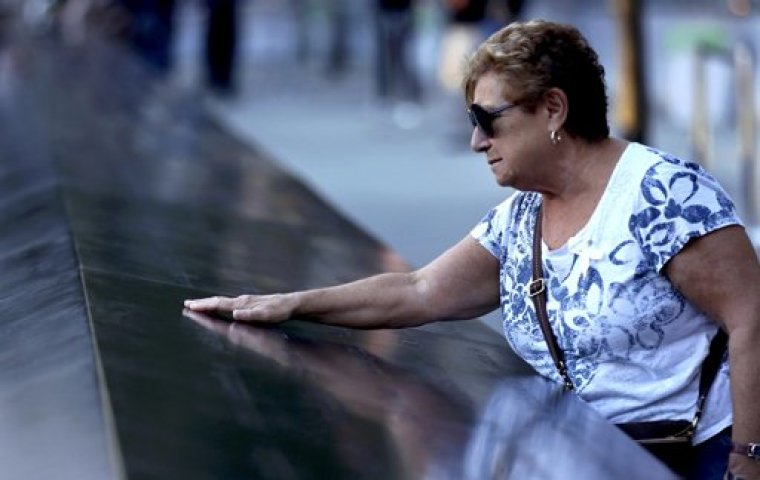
<box><xmin>467</xmin><ymin>103</ymin><xmax>518</xmax><ymax>138</ymax></box>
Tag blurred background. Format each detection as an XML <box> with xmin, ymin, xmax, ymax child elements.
<box><xmin>12</xmin><ymin>0</ymin><xmax>760</xmax><ymax>270</ymax></box>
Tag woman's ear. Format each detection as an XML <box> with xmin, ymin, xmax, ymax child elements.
<box><xmin>543</xmin><ymin>88</ymin><xmax>568</xmax><ymax>132</ymax></box>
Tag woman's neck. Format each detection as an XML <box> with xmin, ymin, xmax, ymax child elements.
<box><xmin>539</xmin><ymin>137</ymin><xmax>628</xmax><ymax>249</ymax></box>
<box><xmin>541</xmin><ymin>137</ymin><xmax>627</xmax><ymax>202</ymax></box>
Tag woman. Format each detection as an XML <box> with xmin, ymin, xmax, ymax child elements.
<box><xmin>185</xmin><ymin>20</ymin><xmax>760</xmax><ymax>479</ymax></box>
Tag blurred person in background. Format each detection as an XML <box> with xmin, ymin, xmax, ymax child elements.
<box><xmin>374</xmin><ymin>0</ymin><xmax>422</xmax><ymax>106</ymax></box>
<box><xmin>203</xmin><ymin>0</ymin><xmax>238</xmax><ymax>95</ymax></box>
<box><xmin>119</xmin><ymin>0</ymin><xmax>175</xmax><ymax>71</ymax></box>
<box><xmin>118</xmin><ymin>0</ymin><xmax>238</xmax><ymax>94</ymax></box>
<box><xmin>290</xmin><ymin>0</ymin><xmax>351</xmax><ymax>78</ymax></box>
<box><xmin>186</xmin><ymin>20</ymin><xmax>760</xmax><ymax>480</ymax></box>
<box><xmin>375</xmin><ymin>0</ymin><xmax>422</xmax><ymax>128</ymax></box>
<box><xmin>325</xmin><ymin>0</ymin><xmax>349</xmax><ymax>77</ymax></box>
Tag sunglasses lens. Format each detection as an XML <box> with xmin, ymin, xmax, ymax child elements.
<box><xmin>470</xmin><ymin>105</ymin><xmax>493</xmax><ymax>137</ymax></box>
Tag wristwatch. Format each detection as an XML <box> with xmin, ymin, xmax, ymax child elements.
<box><xmin>731</xmin><ymin>442</ymin><xmax>760</xmax><ymax>461</ymax></box>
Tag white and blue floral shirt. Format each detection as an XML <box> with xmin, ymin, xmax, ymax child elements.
<box><xmin>471</xmin><ymin>142</ymin><xmax>740</xmax><ymax>443</ymax></box>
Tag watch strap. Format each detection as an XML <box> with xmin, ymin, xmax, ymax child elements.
<box><xmin>731</xmin><ymin>442</ymin><xmax>760</xmax><ymax>460</ymax></box>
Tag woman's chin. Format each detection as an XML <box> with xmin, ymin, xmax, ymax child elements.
<box><xmin>493</xmin><ymin>174</ymin><xmax>514</xmax><ymax>188</ymax></box>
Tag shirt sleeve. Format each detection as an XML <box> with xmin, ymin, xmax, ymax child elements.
<box><xmin>629</xmin><ymin>158</ymin><xmax>743</xmax><ymax>272</ymax></box>
<box><xmin>470</xmin><ymin>193</ymin><xmax>517</xmax><ymax>259</ymax></box>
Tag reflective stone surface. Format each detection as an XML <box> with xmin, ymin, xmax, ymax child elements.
<box><xmin>0</xmin><ymin>55</ymin><xmax>118</xmax><ymax>479</ymax></box>
<box><xmin>0</xmin><ymin>22</ymin><xmax>676</xmax><ymax>480</ymax></box>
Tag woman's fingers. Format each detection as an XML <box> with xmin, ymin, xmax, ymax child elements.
<box><xmin>184</xmin><ymin>295</ymin><xmax>245</xmax><ymax>312</ymax></box>
<box><xmin>233</xmin><ymin>303</ymin><xmax>287</xmax><ymax>323</ymax></box>
<box><xmin>184</xmin><ymin>295</ymin><xmax>292</xmax><ymax>324</ymax></box>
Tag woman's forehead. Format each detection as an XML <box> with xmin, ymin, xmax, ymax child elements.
<box><xmin>472</xmin><ymin>72</ymin><xmax>512</xmax><ymax>103</ymax></box>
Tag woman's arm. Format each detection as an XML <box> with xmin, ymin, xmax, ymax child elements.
<box><xmin>665</xmin><ymin>225</ymin><xmax>760</xmax><ymax>479</ymax></box>
<box><xmin>184</xmin><ymin>236</ymin><xmax>500</xmax><ymax>329</ymax></box>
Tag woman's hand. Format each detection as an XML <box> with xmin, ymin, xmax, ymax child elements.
<box><xmin>184</xmin><ymin>294</ymin><xmax>298</xmax><ymax>323</ymax></box>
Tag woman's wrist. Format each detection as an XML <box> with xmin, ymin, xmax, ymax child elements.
<box><xmin>731</xmin><ymin>442</ymin><xmax>760</xmax><ymax>461</ymax></box>
<box><xmin>282</xmin><ymin>292</ymin><xmax>303</xmax><ymax>319</ymax></box>
<box><xmin>289</xmin><ymin>291</ymin><xmax>324</xmax><ymax>321</ymax></box>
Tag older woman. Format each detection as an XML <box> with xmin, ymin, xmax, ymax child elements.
<box><xmin>185</xmin><ymin>20</ymin><xmax>760</xmax><ymax>479</ymax></box>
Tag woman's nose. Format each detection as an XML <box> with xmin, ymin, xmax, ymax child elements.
<box><xmin>470</xmin><ymin>126</ymin><xmax>490</xmax><ymax>153</ymax></box>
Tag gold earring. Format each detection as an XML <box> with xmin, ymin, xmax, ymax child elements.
<box><xmin>550</xmin><ymin>130</ymin><xmax>562</xmax><ymax>145</ymax></box>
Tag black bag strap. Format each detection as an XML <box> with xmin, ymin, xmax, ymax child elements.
<box><xmin>694</xmin><ymin>326</ymin><xmax>728</xmax><ymax>429</ymax></box>
<box><xmin>529</xmin><ymin>207</ymin><xmax>574</xmax><ymax>391</ymax></box>
<box><xmin>529</xmin><ymin>205</ymin><xmax>728</xmax><ymax>422</ymax></box>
